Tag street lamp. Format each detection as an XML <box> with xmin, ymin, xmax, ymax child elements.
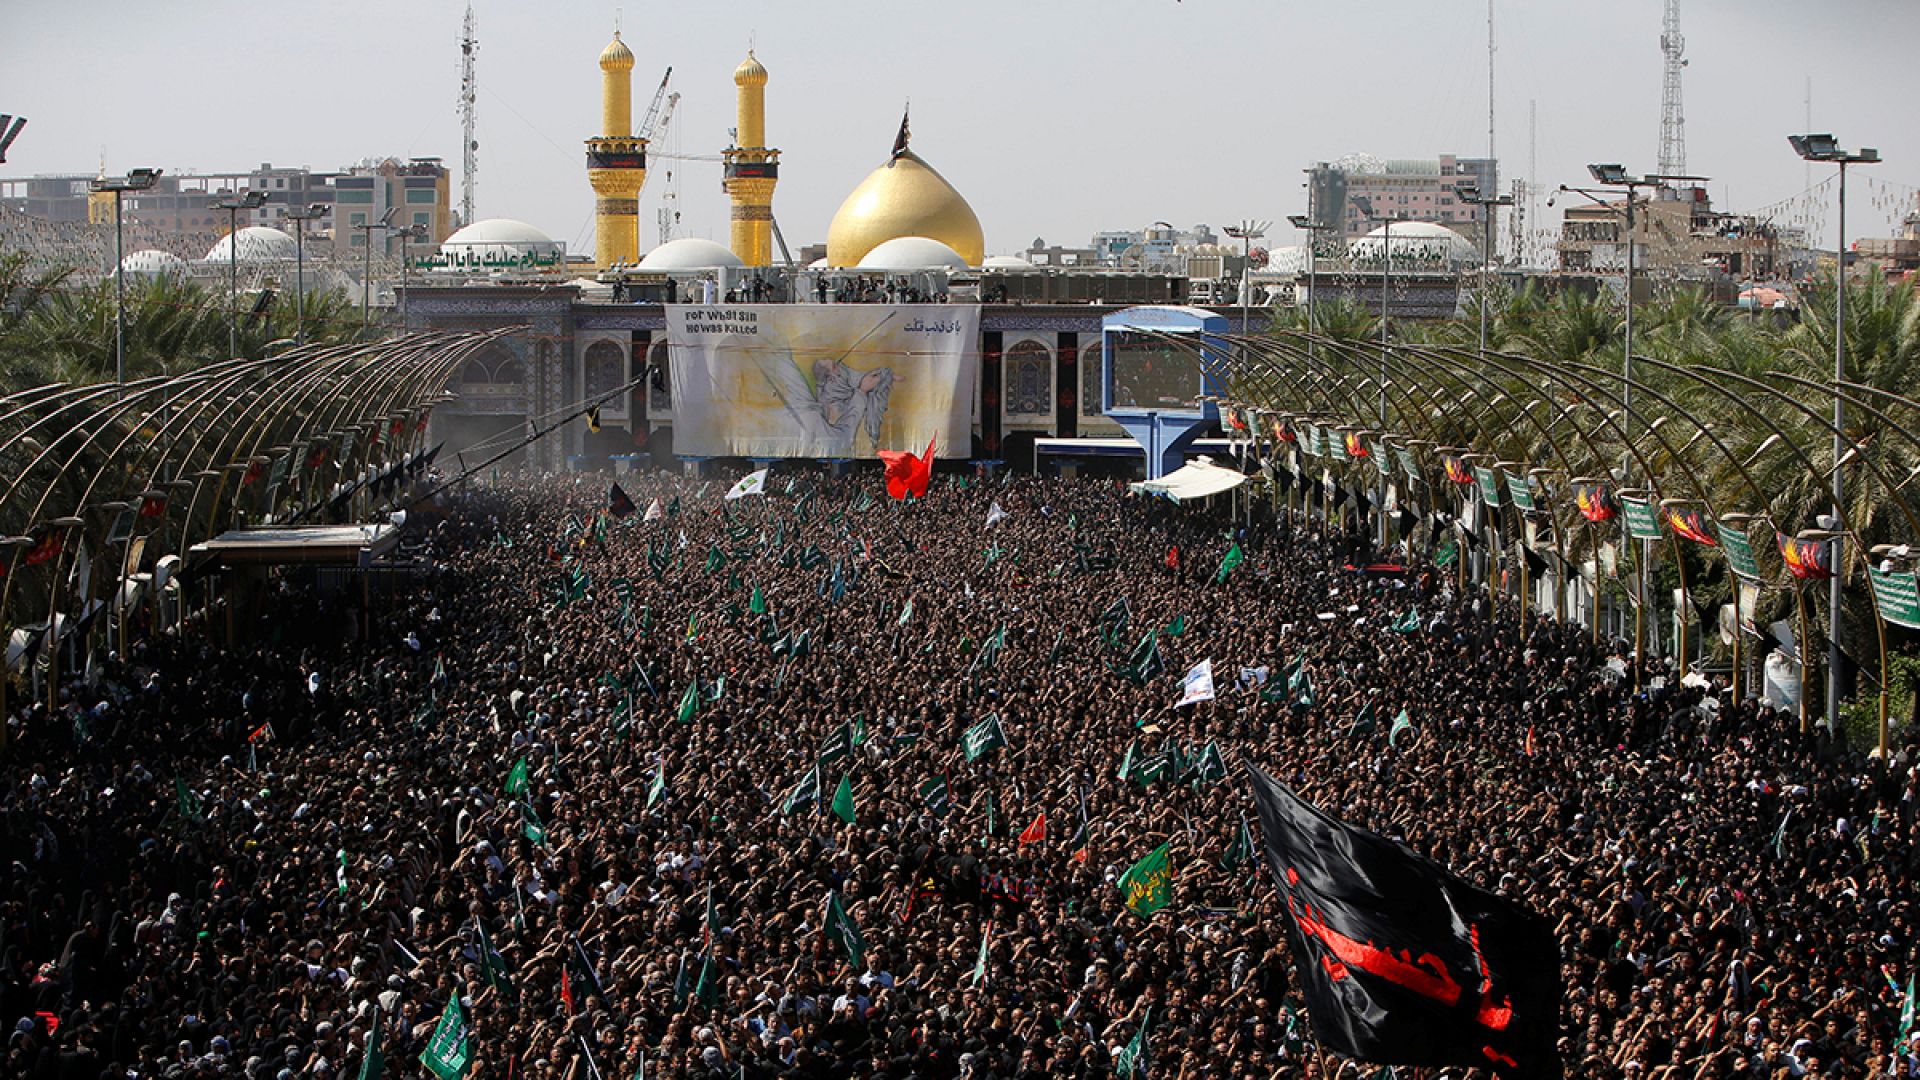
<box><xmin>1286</xmin><ymin>213</ymin><xmax>1335</xmax><ymax>376</ymax></box>
<box><xmin>286</xmin><ymin>203</ymin><xmax>328</xmax><ymax>345</ymax></box>
<box><xmin>1351</xmin><ymin>195</ymin><xmax>1394</xmax><ymax>548</ymax></box>
<box><xmin>1454</xmin><ymin>185</ymin><xmax>1515</xmax><ymax>358</ymax></box>
<box><xmin>212</xmin><ymin>190</ymin><xmax>270</xmax><ymax>358</ymax></box>
<box><xmin>1789</xmin><ymin>132</ymin><xmax>1882</xmax><ymax>733</ymax></box>
<box><xmin>89</xmin><ymin>167</ymin><xmax>163</xmax><ymax>389</ymax></box>
<box><xmin>1559</xmin><ymin>164</ymin><xmax>1707</xmax><ymax>669</ymax></box>
<box><xmin>357</xmin><ymin>207</ymin><xmax>399</xmax><ymax>331</ymax></box>
<box><xmin>396</xmin><ymin>223</ymin><xmax>429</xmax><ymax>325</ymax></box>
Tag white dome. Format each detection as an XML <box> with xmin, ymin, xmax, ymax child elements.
<box><xmin>1349</xmin><ymin>221</ymin><xmax>1479</xmax><ymax>267</ymax></box>
<box><xmin>203</xmin><ymin>226</ymin><xmax>296</xmax><ymax>263</ymax></box>
<box><xmin>856</xmin><ymin>236</ymin><xmax>968</xmax><ymax>271</ymax></box>
<box><xmin>807</xmin><ymin>257</ymin><xmax>830</xmax><ymax>269</ymax></box>
<box><xmin>445</xmin><ymin>217</ymin><xmax>554</xmax><ymax>247</ymax></box>
<box><xmin>982</xmin><ymin>255</ymin><xmax>1035</xmax><ymax>269</ymax></box>
<box><xmin>437</xmin><ymin>218</ymin><xmax>562</xmax><ymax>270</ymax></box>
<box><xmin>1261</xmin><ymin>244</ymin><xmax>1310</xmax><ymax>275</ymax></box>
<box><xmin>119</xmin><ymin>249</ymin><xmax>188</xmax><ymax>278</ymax></box>
<box><xmin>637</xmin><ymin>237</ymin><xmax>744</xmax><ymax>271</ymax></box>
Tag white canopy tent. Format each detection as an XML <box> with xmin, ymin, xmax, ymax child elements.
<box><xmin>1127</xmin><ymin>456</ymin><xmax>1248</xmax><ymax>501</ymax></box>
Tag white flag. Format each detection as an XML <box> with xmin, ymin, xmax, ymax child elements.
<box><xmin>725</xmin><ymin>469</ymin><xmax>769</xmax><ymax>500</ymax></box>
<box><xmin>643</xmin><ymin>498</ymin><xmax>663</xmax><ymax>522</ymax></box>
<box><xmin>985</xmin><ymin>501</ymin><xmax>1007</xmax><ymax>528</ymax></box>
<box><xmin>1176</xmin><ymin>659</ymin><xmax>1216</xmax><ymax>707</ymax></box>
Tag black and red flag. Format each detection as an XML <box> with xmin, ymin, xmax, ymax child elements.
<box><xmin>1777</xmin><ymin>532</ymin><xmax>1833</xmax><ymax>580</ymax></box>
<box><xmin>1664</xmin><ymin>506</ymin><xmax>1716</xmax><ymax>546</ymax></box>
<box><xmin>22</xmin><ymin>529</ymin><xmax>64</xmax><ymax>567</ymax></box>
<box><xmin>607</xmin><ymin>483</ymin><xmax>637</xmax><ymax>519</ymax></box>
<box><xmin>1246</xmin><ymin>765</ymin><xmax>1561</xmax><ymax>1078</ymax></box>
<box><xmin>1444</xmin><ymin>456</ymin><xmax>1473</xmax><ymax>485</ymax></box>
<box><xmin>1574</xmin><ymin>482</ymin><xmax>1617</xmax><ymax>523</ymax></box>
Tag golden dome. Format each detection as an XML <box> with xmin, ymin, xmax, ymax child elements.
<box><xmin>734</xmin><ymin>50</ymin><xmax>768</xmax><ymax>87</ymax></box>
<box><xmin>599</xmin><ymin>32</ymin><xmax>634</xmax><ymax>72</ymax></box>
<box><xmin>826</xmin><ymin>149</ymin><xmax>984</xmax><ymax>268</ymax></box>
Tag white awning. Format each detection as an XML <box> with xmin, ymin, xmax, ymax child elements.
<box><xmin>1127</xmin><ymin>456</ymin><xmax>1248</xmax><ymax>501</ymax></box>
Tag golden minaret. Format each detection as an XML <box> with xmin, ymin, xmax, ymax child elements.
<box><xmin>721</xmin><ymin>50</ymin><xmax>780</xmax><ymax>267</ymax></box>
<box><xmin>586</xmin><ymin>31</ymin><xmax>648</xmax><ymax>268</ymax></box>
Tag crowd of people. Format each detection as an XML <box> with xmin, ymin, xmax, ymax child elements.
<box><xmin>4</xmin><ymin>465</ymin><xmax>1919</xmax><ymax>1079</ymax></box>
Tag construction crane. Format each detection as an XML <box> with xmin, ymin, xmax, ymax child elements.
<box><xmin>636</xmin><ymin>67</ymin><xmax>672</xmax><ymax>141</ymax></box>
<box><xmin>653</xmin><ymin>92</ymin><xmax>681</xmax><ymax>246</ymax></box>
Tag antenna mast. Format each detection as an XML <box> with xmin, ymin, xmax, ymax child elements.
<box><xmin>1657</xmin><ymin>0</ymin><xmax>1687</xmax><ymax>177</ymax></box>
<box><xmin>459</xmin><ymin>4</ymin><xmax>478</xmax><ymax>226</ymax></box>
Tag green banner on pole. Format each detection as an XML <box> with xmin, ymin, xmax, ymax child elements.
<box><xmin>1719</xmin><ymin>523</ymin><xmax>1762</xmax><ymax>582</ymax></box>
<box><xmin>1396</xmin><ymin>447</ymin><xmax>1420</xmax><ymax>484</ymax></box>
<box><xmin>1504</xmin><ymin>470</ymin><xmax>1536</xmax><ymax>512</ymax></box>
<box><xmin>1474</xmin><ymin>465</ymin><xmax>1503</xmax><ymax>508</ymax></box>
<box><xmin>1869</xmin><ymin>566</ymin><xmax>1920</xmax><ymax>630</ymax></box>
<box><xmin>1620</xmin><ymin>498</ymin><xmax>1663</xmax><ymax>542</ymax></box>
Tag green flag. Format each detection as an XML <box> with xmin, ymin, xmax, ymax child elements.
<box><xmin>897</xmin><ymin>598</ymin><xmax>914</xmax><ymax>626</ymax></box>
<box><xmin>1389</xmin><ymin>708</ymin><xmax>1416</xmax><ymax>748</ymax></box>
<box><xmin>175</xmin><ymin>777</ymin><xmax>202</xmax><ymax>823</ymax></box>
<box><xmin>694</xmin><ymin>952</ymin><xmax>722</xmax><ymax>1009</ymax></box>
<box><xmin>520</xmin><ymin>799</ymin><xmax>548</xmax><ymax>847</ymax></box>
<box><xmin>750</xmin><ymin>586</ymin><xmax>768</xmax><ymax>615</ymax></box>
<box><xmin>962</xmin><ymin>713</ymin><xmax>1009</xmax><ymax>762</ymax></box>
<box><xmin>504</xmin><ymin>757</ymin><xmax>529</xmax><ymax>797</ymax></box>
<box><xmin>818</xmin><ymin>722</ymin><xmax>856</xmax><ymax>767</ymax></box>
<box><xmin>418</xmin><ymin>995</ymin><xmax>472</xmax><ymax>1080</ymax></box>
<box><xmin>646</xmin><ymin>760</ymin><xmax>667</xmax><ymax>809</ymax></box>
<box><xmin>1391</xmin><ymin>608</ymin><xmax>1420</xmax><ymax>633</ymax></box>
<box><xmin>1164</xmin><ymin>614</ymin><xmax>1186</xmax><ymax>637</ymax></box>
<box><xmin>781</xmin><ymin>763</ymin><xmax>822</xmax><ymax>816</ymax></box>
<box><xmin>823</xmin><ymin>890</ymin><xmax>866</xmax><ymax>965</ymax></box>
<box><xmin>1118</xmin><ymin>843</ymin><xmax>1173</xmax><ymax>917</ymax></box>
<box><xmin>919</xmin><ymin>774</ymin><xmax>951</xmax><ymax>818</ymax></box>
<box><xmin>972</xmin><ymin>922</ymin><xmax>991</xmax><ymax>986</ymax></box>
<box><xmin>1115</xmin><ymin>1007</ymin><xmax>1151</xmax><ymax>1078</ymax></box>
<box><xmin>1214</xmin><ymin>542</ymin><xmax>1244</xmax><ymax>585</ymax></box>
<box><xmin>676</xmin><ymin>682</ymin><xmax>699</xmax><ymax>724</ymax></box>
<box><xmin>336</xmin><ymin>849</ymin><xmax>350</xmax><ymax>897</ymax></box>
<box><xmin>356</xmin><ymin>1007</ymin><xmax>385</xmax><ymax>1080</ymax></box>
<box><xmin>1901</xmin><ymin>972</ymin><xmax>1917</xmax><ymax>1042</ymax></box>
<box><xmin>475</xmin><ymin>919</ymin><xmax>513</xmax><ymax>997</ymax></box>
<box><xmin>704</xmin><ymin>545</ymin><xmax>725</xmax><ymax>574</ymax></box>
<box><xmin>830</xmin><ymin>773</ymin><xmax>856</xmax><ymax>824</ymax></box>
<box><xmin>1192</xmin><ymin>741</ymin><xmax>1228</xmax><ymax>784</ymax></box>
<box><xmin>1221</xmin><ymin>814</ymin><xmax>1255</xmax><ymax>872</ymax></box>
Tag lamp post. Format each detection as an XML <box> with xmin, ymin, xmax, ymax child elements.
<box><xmin>357</xmin><ymin>207</ymin><xmax>398</xmax><ymax>332</ymax></box>
<box><xmin>396</xmin><ymin>223</ymin><xmax>429</xmax><ymax>326</ymax></box>
<box><xmin>286</xmin><ymin>203</ymin><xmax>328</xmax><ymax>346</ymax></box>
<box><xmin>1350</xmin><ymin>196</ymin><xmax>1394</xmax><ymax>547</ymax></box>
<box><xmin>1454</xmin><ymin>185</ymin><xmax>1515</xmax><ymax>358</ymax></box>
<box><xmin>1286</xmin><ymin>213</ymin><xmax>1334</xmax><ymax>378</ymax></box>
<box><xmin>212</xmin><ymin>190</ymin><xmax>269</xmax><ymax>358</ymax></box>
<box><xmin>1561</xmin><ymin>165</ymin><xmax>1706</xmax><ymax>667</ymax></box>
<box><xmin>1789</xmin><ymin>133</ymin><xmax>1882</xmax><ymax>734</ymax></box>
<box><xmin>89</xmin><ymin>168</ymin><xmax>162</xmax><ymax>389</ymax></box>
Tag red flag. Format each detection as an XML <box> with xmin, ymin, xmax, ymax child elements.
<box><xmin>1165</xmin><ymin>546</ymin><xmax>1181</xmax><ymax>570</ymax></box>
<box><xmin>1443</xmin><ymin>456</ymin><xmax>1473</xmax><ymax>485</ymax></box>
<box><xmin>1524</xmin><ymin>725</ymin><xmax>1535</xmax><ymax>758</ymax></box>
<box><xmin>23</xmin><ymin>531</ymin><xmax>63</xmax><ymax>567</ymax></box>
<box><xmin>1575</xmin><ymin>482</ymin><xmax>1617</xmax><ymax>523</ymax></box>
<box><xmin>1017</xmin><ymin>811</ymin><xmax>1046</xmax><ymax>847</ymax></box>
<box><xmin>1777</xmin><ymin>532</ymin><xmax>1833</xmax><ymax>580</ymax></box>
<box><xmin>138</xmin><ymin>493</ymin><xmax>168</xmax><ymax>518</ymax></box>
<box><xmin>247</xmin><ymin>722</ymin><xmax>272</xmax><ymax>744</ymax></box>
<box><xmin>1344</xmin><ymin>432</ymin><xmax>1369</xmax><ymax>459</ymax></box>
<box><xmin>879</xmin><ymin>435</ymin><xmax>936</xmax><ymax>500</ymax></box>
<box><xmin>241</xmin><ymin>460</ymin><xmax>264</xmax><ymax>488</ymax></box>
<box><xmin>1664</xmin><ymin>507</ymin><xmax>1717</xmax><ymax>546</ymax></box>
<box><xmin>559</xmin><ymin>966</ymin><xmax>574</xmax><ymax>1014</ymax></box>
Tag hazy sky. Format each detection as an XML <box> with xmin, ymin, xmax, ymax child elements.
<box><xmin>8</xmin><ymin>0</ymin><xmax>1917</xmax><ymax>257</ymax></box>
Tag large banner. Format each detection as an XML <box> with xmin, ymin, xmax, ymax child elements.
<box><xmin>666</xmin><ymin>304</ymin><xmax>980</xmax><ymax>459</ymax></box>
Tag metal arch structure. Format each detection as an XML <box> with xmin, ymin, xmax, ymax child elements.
<box><xmin>0</xmin><ymin>330</ymin><xmax>519</xmax><ymax>732</ymax></box>
<box><xmin>1144</xmin><ymin>324</ymin><xmax>1920</xmax><ymax>755</ymax></box>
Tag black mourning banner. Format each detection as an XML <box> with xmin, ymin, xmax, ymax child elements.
<box><xmin>1246</xmin><ymin>765</ymin><xmax>1561</xmax><ymax>1078</ymax></box>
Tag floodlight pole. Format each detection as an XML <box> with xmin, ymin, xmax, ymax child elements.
<box><xmin>1789</xmin><ymin>133</ymin><xmax>1881</xmax><ymax>735</ymax></box>
<box><xmin>90</xmin><ymin>169</ymin><xmax>162</xmax><ymax>392</ymax></box>
<box><xmin>288</xmin><ymin>204</ymin><xmax>328</xmax><ymax>345</ymax></box>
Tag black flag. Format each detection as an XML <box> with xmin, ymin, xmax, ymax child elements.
<box><xmin>1246</xmin><ymin>765</ymin><xmax>1561</xmax><ymax>1078</ymax></box>
<box><xmin>891</xmin><ymin>106</ymin><xmax>911</xmax><ymax>160</ymax></box>
<box><xmin>608</xmin><ymin>483</ymin><xmax>636</xmax><ymax>519</ymax></box>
